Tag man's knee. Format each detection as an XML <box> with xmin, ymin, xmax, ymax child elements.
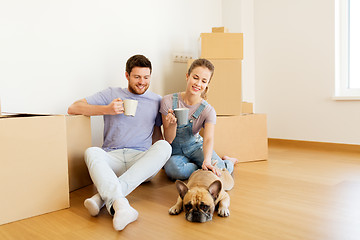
<box><xmin>153</xmin><ymin>140</ymin><xmax>172</xmax><ymax>159</ymax></box>
<box><xmin>84</xmin><ymin>147</ymin><xmax>104</xmax><ymax>166</ymax></box>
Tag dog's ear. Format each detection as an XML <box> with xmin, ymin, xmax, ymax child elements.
<box><xmin>175</xmin><ymin>180</ymin><xmax>189</xmax><ymax>199</ymax></box>
<box><xmin>208</xmin><ymin>180</ymin><xmax>222</xmax><ymax>200</ymax></box>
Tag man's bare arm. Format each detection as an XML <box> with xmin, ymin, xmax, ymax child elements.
<box><xmin>67</xmin><ymin>98</ymin><xmax>124</xmax><ymax>116</ymax></box>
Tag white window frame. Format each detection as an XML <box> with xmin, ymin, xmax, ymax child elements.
<box><xmin>334</xmin><ymin>0</ymin><xmax>360</xmax><ymax>100</ymax></box>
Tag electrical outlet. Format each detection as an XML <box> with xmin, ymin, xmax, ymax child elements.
<box><xmin>173</xmin><ymin>53</ymin><xmax>193</xmax><ymax>63</ymax></box>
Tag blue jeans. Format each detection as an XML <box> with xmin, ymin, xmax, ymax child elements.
<box><xmin>164</xmin><ymin>120</ymin><xmax>234</xmax><ymax>180</ymax></box>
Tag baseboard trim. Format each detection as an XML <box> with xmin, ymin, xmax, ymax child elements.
<box><xmin>268</xmin><ymin>138</ymin><xmax>360</xmax><ymax>152</ymax></box>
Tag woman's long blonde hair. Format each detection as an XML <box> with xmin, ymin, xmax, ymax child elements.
<box><xmin>187</xmin><ymin>58</ymin><xmax>215</xmax><ymax>100</ymax></box>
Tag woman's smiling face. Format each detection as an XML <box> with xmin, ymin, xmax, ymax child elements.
<box><xmin>186</xmin><ymin>66</ymin><xmax>211</xmax><ymax>96</ymax></box>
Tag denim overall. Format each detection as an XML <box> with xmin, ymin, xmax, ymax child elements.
<box><xmin>163</xmin><ymin>93</ymin><xmax>234</xmax><ymax>180</ymax></box>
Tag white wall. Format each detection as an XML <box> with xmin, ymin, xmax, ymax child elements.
<box><xmin>2</xmin><ymin>0</ymin><xmax>359</xmax><ymax>146</ymax></box>
<box><xmin>253</xmin><ymin>0</ymin><xmax>360</xmax><ymax>145</ymax></box>
<box><xmin>0</xmin><ymin>0</ymin><xmax>222</xmax><ymax>146</ymax></box>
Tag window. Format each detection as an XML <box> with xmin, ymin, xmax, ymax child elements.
<box><xmin>335</xmin><ymin>0</ymin><xmax>360</xmax><ymax>99</ymax></box>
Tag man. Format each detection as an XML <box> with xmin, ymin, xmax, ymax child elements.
<box><xmin>68</xmin><ymin>55</ymin><xmax>171</xmax><ymax>231</ymax></box>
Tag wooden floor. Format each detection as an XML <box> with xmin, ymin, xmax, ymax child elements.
<box><xmin>1</xmin><ymin>142</ymin><xmax>360</xmax><ymax>240</ymax></box>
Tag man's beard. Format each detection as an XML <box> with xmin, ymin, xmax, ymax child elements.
<box><xmin>128</xmin><ymin>84</ymin><xmax>149</xmax><ymax>95</ymax></box>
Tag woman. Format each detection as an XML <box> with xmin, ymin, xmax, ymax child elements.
<box><xmin>160</xmin><ymin>58</ymin><xmax>238</xmax><ymax>180</ymax></box>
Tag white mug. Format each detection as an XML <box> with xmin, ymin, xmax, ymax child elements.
<box><xmin>123</xmin><ymin>99</ymin><xmax>138</xmax><ymax>116</ymax></box>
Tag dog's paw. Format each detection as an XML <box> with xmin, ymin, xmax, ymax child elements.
<box><xmin>169</xmin><ymin>205</ymin><xmax>182</xmax><ymax>215</ymax></box>
<box><xmin>218</xmin><ymin>207</ymin><xmax>230</xmax><ymax>217</ymax></box>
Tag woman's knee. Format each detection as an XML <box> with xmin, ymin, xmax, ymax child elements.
<box><xmin>164</xmin><ymin>156</ymin><xmax>197</xmax><ymax>181</ymax></box>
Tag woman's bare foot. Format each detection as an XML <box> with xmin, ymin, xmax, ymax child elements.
<box><xmin>222</xmin><ymin>156</ymin><xmax>239</xmax><ymax>165</ymax></box>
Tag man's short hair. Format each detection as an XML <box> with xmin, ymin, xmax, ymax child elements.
<box><xmin>126</xmin><ymin>55</ymin><xmax>152</xmax><ymax>75</ymax></box>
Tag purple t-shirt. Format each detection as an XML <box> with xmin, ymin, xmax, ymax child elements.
<box><xmin>160</xmin><ymin>93</ymin><xmax>216</xmax><ymax>135</ymax></box>
<box><xmin>86</xmin><ymin>87</ymin><xmax>162</xmax><ymax>152</ymax></box>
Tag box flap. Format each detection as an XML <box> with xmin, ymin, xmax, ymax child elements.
<box><xmin>0</xmin><ymin>113</ymin><xmax>58</xmax><ymax>119</ymax></box>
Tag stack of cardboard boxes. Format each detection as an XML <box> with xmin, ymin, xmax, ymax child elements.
<box><xmin>0</xmin><ymin>114</ymin><xmax>92</xmax><ymax>225</ymax></box>
<box><xmin>197</xmin><ymin>27</ymin><xmax>268</xmax><ymax>162</ymax></box>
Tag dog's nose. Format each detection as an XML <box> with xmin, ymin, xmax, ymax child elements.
<box><xmin>193</xmin><ymin>211</ymin><xmax>201</xmax><ymax>217</ymax></box>
<box><xmin>191</xmin><ymin>211</ymin><xmax>202</xmax><ymax>222</ymax></box>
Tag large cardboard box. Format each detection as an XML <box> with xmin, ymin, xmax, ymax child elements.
<box><xmin>212</xmin><ymin>114</ymin><xmax>268</xmax><ymax>162</ymax></box>
<box><xmin>188</xmin><ymin>59</ymin><xmax>242</xmax><ymax>115</ymax></box>
<box><xmin>66</xmin><ymin>115</ymin><xmax>92</xmax><ymax>192</ymax></box>
<box><xmin>200</xmin><ymin>33</ymin><xmax>243</xmax><ymax>59</ymax></box>
<box><xmin>0</xmin><ymin>114</ymin><xmax>70</xmax><ymax>225</ymax></box>
<box><xmin>207</xmin><ymin>59</ymin><xmax>242</xmax><ymax>115</ymax></box>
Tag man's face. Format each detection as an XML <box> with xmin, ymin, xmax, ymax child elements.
<box><xmin>126</xmin><ymin>67</ymin><xmax>151</xmax><ymax>95</ymax></box>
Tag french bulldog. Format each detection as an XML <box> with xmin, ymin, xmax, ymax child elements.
<box><xmin>169</xmin><ymin>168</ymin><xmax>234</xmax><ymax>222</ymax></box>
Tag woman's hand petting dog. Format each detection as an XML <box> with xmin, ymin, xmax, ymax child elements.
<box><xmin>202</xmin><ymin>160</ymin><xmax>221</xmax><ymax>177</ymax></box>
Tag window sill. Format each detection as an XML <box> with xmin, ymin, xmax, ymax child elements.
<box><xmin>332</xmin><ymin>96</ymin><xmax>360</xmax><ymax>101</ymax></box>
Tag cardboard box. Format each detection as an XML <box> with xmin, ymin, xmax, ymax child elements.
<box><xmin>200</xmin><ymin>33</ymin><xmax>243</xmax><ymax>59</ymax></box>
<box><xmin>241</xmin><ymin>102</ymin><xmax>253</xmax><ymax>114</ymax></box>
<box><xmin>66</xmin><ymin>115</ymin><xmax>92</xmax><ymax>192</ymax></box>
<box><xmin>0</xmin><ymin>114</ymin><xmax>70</xmax><ymax>225</ymax></box>
<box><xmin>209</xmin><ymin>114</ymin><xmax>268</xmax><ymax>162</ymax></box>
<box><xmin>188</xmin><ymin>59</ymin><xmax>242</xmax><ymax>115</ymax></box>
<box><xmin>212</xmin><ymin>27</ymin><xmax>229</xmax><ymax>33</ymax></box>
